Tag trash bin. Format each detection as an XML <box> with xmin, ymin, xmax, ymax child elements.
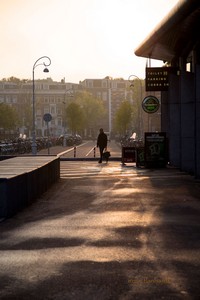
<box><xmin>122</xmin><ymin>147</ymin><xmax>136</xmax><ymax>164</ymax></box>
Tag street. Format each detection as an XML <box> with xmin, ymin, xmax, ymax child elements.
<box><xmin>0</xmin><ymin>159</ymin><xmax>199</xmax><ymax>299</ymax></box>
<box><xmin>38</xmin><ymin>139</ymin><xmax>122</xmax><ymax>159</ymax></box>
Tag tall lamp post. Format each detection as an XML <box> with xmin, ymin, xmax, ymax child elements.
<box><xmin>62</xmin><ymin>88</ymin><xmax>74</xmax><ymax>146</ymax></box>
<box><xmin>32</xmin><ymin>56</ymin><xmax>51</xmax><ymax>155</ymax></box>
<box><xmin>128</xmin><ymin>75</ymin><xmax>143</xmax><ymax>138</ymax></box>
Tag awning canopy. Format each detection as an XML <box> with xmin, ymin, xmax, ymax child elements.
<box><xmin>134</xmin><ymin>0</ymin><xmax>200</xmax><ymax>63</ymax></box>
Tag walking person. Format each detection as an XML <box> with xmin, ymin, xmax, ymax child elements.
<box><xmin>97</xmin><ymin>128</ymin><xmax>107</xmax><ymax>163</ymax></box>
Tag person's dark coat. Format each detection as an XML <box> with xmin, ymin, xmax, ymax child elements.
<box><xmin>97</xmin><ymin>132</ymin><xmax>107</xmax><ymax>149</ymax></box>
<box><xmin>97</xmin><ymin>129</ymin><xmax>108</xmax><ymax>163</ymax></box>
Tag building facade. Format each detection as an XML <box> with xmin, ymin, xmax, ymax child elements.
<box><xmin>0</xmin><ymin>77</ymin><xmax>161</xmax><ymax>140</ymax></box>
<box><xmin>135</xmin><ymin>0</ymin><xmax>200</xmax><ymax>178</ymax></box>
<box><xmin>79</xmin><ymin>77</ymin><xmax>161</xmax><ymax>138</ymax></box>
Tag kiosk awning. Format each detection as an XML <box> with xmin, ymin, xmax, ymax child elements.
<box><xmin>134</xmin><ymin>0</ymin><xmax>200</xmax><ymax>63</ymax></box>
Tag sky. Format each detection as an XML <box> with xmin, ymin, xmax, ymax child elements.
<box><xmin>0</xmin><ymin>0</ymin><xmax>179</xmax><ymax>83</ymax></box>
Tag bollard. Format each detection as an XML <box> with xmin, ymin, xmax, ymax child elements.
<box><xmin>94</xmin><ymin>147</ymin><xmax>96</xmax><ymax>158</ymax></box>
<box><xmin>63</xmin><ymin>136</ymin><xmax>66</xmax><ymax>147</ymax></box>
<box><xmin>74</xmin><ymin>146</ymin><xmax>76</xmax><ymax>158</ymax></box>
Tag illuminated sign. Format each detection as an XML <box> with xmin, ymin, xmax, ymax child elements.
<box><xmin>142</xmin><ymin>96</ymin><xmax>160</xmax><ymax>113</ymax></box>
<box><xmin>146</xmin><ymin>67</ymin><xmax>177</xmax><ymax>91</ymax></box>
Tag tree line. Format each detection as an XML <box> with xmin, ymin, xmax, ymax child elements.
<box><xmin>0</xmin><ymin>77</ymin><xmax>143</xmax><ymax>139</ymax></box>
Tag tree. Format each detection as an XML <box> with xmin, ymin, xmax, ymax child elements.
<box><xmin>0</xmin><ymin>103</ymin><xmax>19</xmax><ymax>130</ymax></box>
<box><xmin>65</xmin><ymin>102</ymin><xmax>84</xmax><ymax>134</ymax></box>
<box><xmin>1</xmin><ymin>77</ymin><xmax>22</xmax><ymax>84</ymax></box>
<box><xmin>76</xmin><ymin>91</ymin><xmax>106</xmax><ymax>136</ymax></box>
<box><xmin>113</xmin><ymin>101</ymin><xmax>134</xmax><ymax>135</ymax></box>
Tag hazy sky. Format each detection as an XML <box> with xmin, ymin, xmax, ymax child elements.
<box><xmin>1</xmin><ymin>0</ymin><xmax>179</xmax><ymax>83</ymax></box>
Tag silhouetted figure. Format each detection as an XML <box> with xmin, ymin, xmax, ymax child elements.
<box><xmin>97</xmin><ymin>128</ymin><xmax>107</xmax><ymax>163</ymax></box>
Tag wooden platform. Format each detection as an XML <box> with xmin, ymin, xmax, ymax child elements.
<box><xmin>0</xmin><ymin>156</ymin><xmax>60</xmax><ymax>219</ymax></box>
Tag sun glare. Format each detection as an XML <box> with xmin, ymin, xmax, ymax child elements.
<box><xmin>0</xmin><ymin>0</ymin><xmax>179</xmax><ymax>81</ymax></box>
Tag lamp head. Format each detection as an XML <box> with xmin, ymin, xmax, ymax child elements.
<box><xmin>43</xmin><ymin>67</ymin><xmax>49</xmax><ymax>73</ymax></box>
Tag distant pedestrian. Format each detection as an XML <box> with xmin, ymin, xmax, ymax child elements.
<box><xmin>97</xmin><ymin>128</ymin><xmax>107</xmax><ymax>163</ymax></box>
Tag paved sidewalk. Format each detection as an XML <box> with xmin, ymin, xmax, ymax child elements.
<box><xmin>0</xmin><ymin>161</ymin><xmax>200</xmax><ymax>299</ymax></box>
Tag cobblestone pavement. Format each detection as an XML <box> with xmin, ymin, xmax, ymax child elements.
<box><xmin>0</xmin><ymin>160</ymin><xmax>200</xmax><ymax>299</ymax></box>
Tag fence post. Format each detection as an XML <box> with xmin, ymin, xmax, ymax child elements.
<box><xmin>74</xmin><ymin>146</ymin><xmax>76</xmax><ymax>158</ymax></box>
<box><xmin>94</xmin><ymin>147</ymin><xmax>96</xmax><ymax>157</ymax></box>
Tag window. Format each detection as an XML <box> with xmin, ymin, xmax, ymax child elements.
<box><xmin>97</xmin><ymin>92</ymin><xmax>101</xmax><ymax>99</ymax></box>
<box><xmin>111</xmin><ymin>81</ymin><xmax>117</xmax><ymax>88</ymax></box>
<box><xmin>36</xmin><ymin>117</ymin><xmax>42</xmax><ymax>127</ymax></box>
<box><xmin>57</xmin><ymin>108</ymin><xmax>62</xmax><ymax>115</ymax></box>
<box><xmin>102</xmin><ymin>92</ymin><xmax>107</xmax><ymax>101</ymax></box>
<box><xmin>12</xmin><ymin>96</ymin><xmax>17</xmax><ymax>103</ymax></box>
<box><xmin>43</xmin><ymin>84</ymin><xmax>49</xmax><ymax>90</ymax></box>
<box><xmin>44</xmin><ymin>107</ymin><xmax>49</xmax><ymax>114</ymax></box>
<box><xmin>51</xmin><ymin>107</ymin><xmax>55</xmax><ymax>114</ymax></box>
<box><xmin>36</xmin><ymin>109</ymin><xmax>41</xmax><ymax>116</ymax></box>
<box><xmin>117</xmin><ymin>83</ymin><xmax>125</xmax><ymax>88</ymax></box>
<box><xmin>93</xmin><ymin>80</ymin><xmax>102</xmax><ymax>87</ymax></box>
<box><xmin>6</xmin><ymin>96</ymin><xmax>11</xmax><ymax>103</ymax></box>
<box><xmin>35</xmin><ymin>84</ymin><xmax>42</xmax><ymax>90</ymax></box>
<box><xmin>50</xmin><ymin>96</ymin><xmax>55</xmax><ymax>103</ymax></box>
<box><xmin>57</xmin><ymin>118</ymin><xmax>62</xmax><ymax>126</ymax></box>
<box><xmin>87</xmin><ymin>81</ymin><xmax>93</xmax><ymax>88</ymax></box>
<box><xmin>102</xmin><ymin>81</ymin><xmax>107</xmax><ymax>88</ymax></box>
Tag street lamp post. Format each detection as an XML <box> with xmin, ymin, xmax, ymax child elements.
<box><xmin>62</xmin><ymin>88</ymin><xmax>74</xmax><ymax>147</ymax></box>
<box><xmin>32</xmin><ymin>56</ymin><xmax>51</xmax><ymax>155</ymax></box>
<box><xmin>128</xmin><ymin>75</ymin><xmax>143</xmax><ymax>138</ymax></box>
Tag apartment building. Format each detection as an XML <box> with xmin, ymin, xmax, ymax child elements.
<box><xmin>80</xmin><ymin>77</ymin><xmax>161</xmax><ymax>138</ymax></box>
<box><xmin>0</xmin><ymin>77</ymin><xmax>161</xmax><ymax>139</ymax></box>
<box><xmin>0</xmin><ymin>78</ymin><xmax>79</xmax><ymax>137</ymax></box>
<box><xmin>79</xmin><ymin>77</ymin><xmax>133</xmax><ymax>135</ymax></box>
<box><xmin>20</xmin><ymin>79</ymin><xmax>80</xmax><ymax>137</ymax></box>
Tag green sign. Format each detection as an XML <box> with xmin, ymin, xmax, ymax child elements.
<box><xmin>142</xmin><ymin>96</ymin><xmax>160</xmax><ymax>114</ymax></box>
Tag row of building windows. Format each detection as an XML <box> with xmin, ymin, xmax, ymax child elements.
<box><xmin>0</xmin><ymin>95</ymin><xmax>66</xmax><ymax>104</ymax></box>
<box><xmin>0</xmin><ymin>96</ymin><xmax>17</xmax><ymax>103</ymax></box>
<box><xmin>0</xmin><ymin>79</ymin><xmax>130</xmax><ymax>91</ymax></box>
<box><xmin>36</xmin><ymin>117</ymin><xmax>63</xmax><ymax>127</ymax></box>
<box><xmin>0</xmin><ymin>91</ymin><xmax>124</xmax><ymax>104</ymax></box>
<box><xmin>36</xmin><ymin>106</ymin><xmax>62</xmax><ymax>116</ymax></box>
<box><xmin>82</xmin><ymin>80</ymin><xmax>128</xmax><ymax>89</ymax></box>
